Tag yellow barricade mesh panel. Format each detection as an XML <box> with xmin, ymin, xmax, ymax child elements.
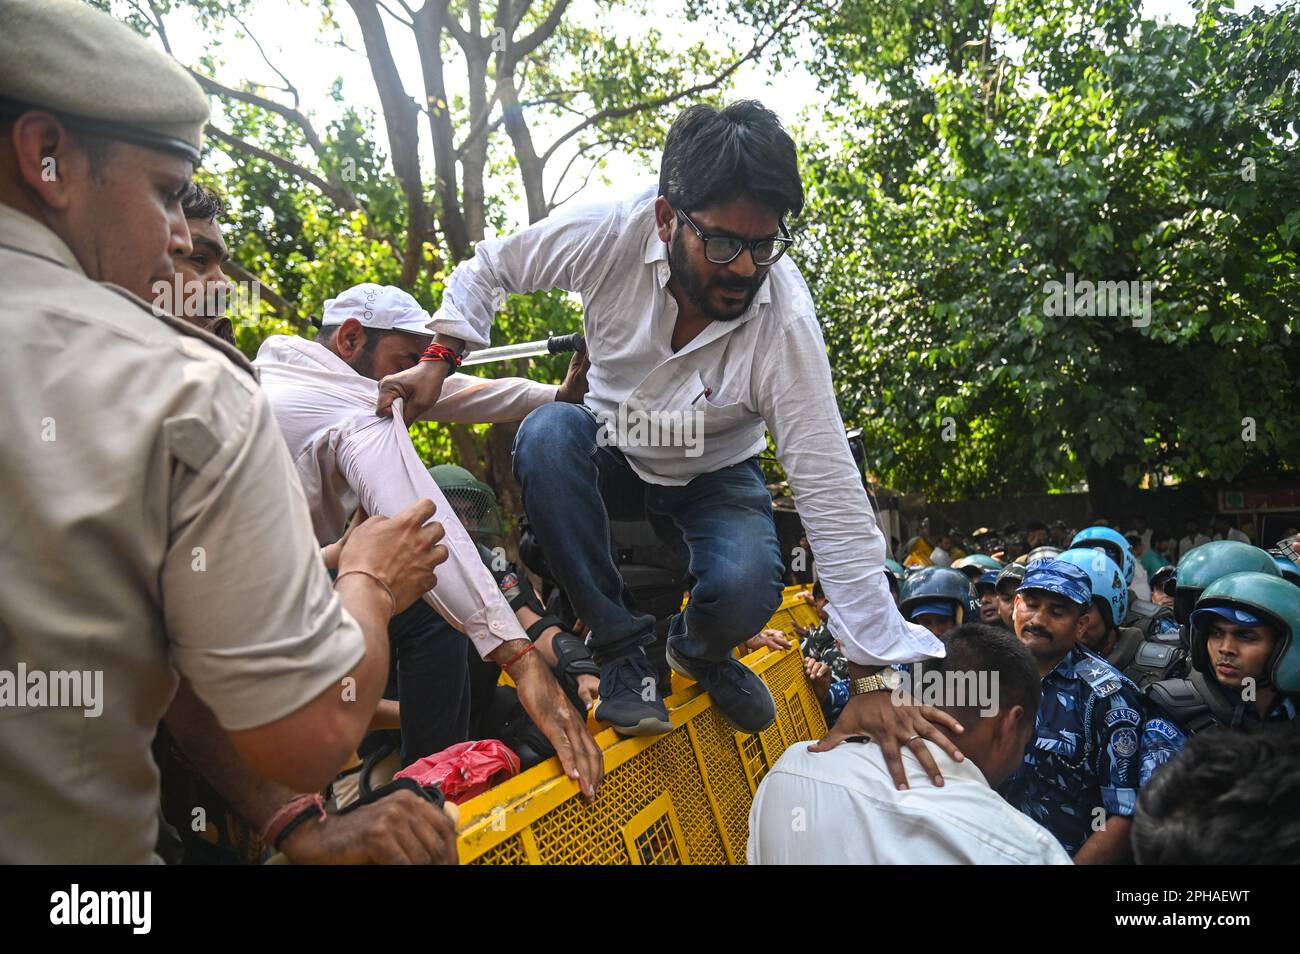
<box><xmin>474</xmin><ymin>833</ymin><xmax>528</xmax><ymax>865</ymax></box>
<box><xmin>784</xmin><ymin>683</ymin><xmax>811</xmax><ymax>745</ymax></box>
<box><xmin>766</xmin><ymin>647</ymin><xmax>816</xmax><ymax>750</ymax></box>
<box><xmin>462</xmin><ymin>621</ymin><xmax>829</xmax><ymax>865</ymax></box>
<box><xmin>686</xmin><ymin>702</ymin><xmax>753</xmax><ymax>858</ymax></box>
<box><xmin>493</xmin><ymin>724</ymin><xmax>727</xmax><ymax>866</ymax></box>
<box><xmin>624</xmin><ymin>792</ymin><xmax>689</xmax><ymax>864</ymax></box>
<box><xmin>634</xmin><ymin>814</ymin><xmax>681</xmax><ymax>864</ymax></box>
<box><xmin>736</xmin><ymin>731</ymin><xmax>770</xmax><ymax>794</ymax></box>
<box><xmin>660</xmin><ymin>728</ymin><xmax>727</xmax><ymax>864</ymax></box>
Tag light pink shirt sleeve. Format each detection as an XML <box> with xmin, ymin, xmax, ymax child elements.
<box><xmin>335</xmin><ymin>399</ymin><xmax>527</xmax><ymax>658</ymax></box>
<box><xmin>421</xmin><ymin>373</ymin><xmax>557</xmax><ymax>424</ymax></box>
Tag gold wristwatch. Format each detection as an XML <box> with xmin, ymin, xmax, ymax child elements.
<box><xmin>848</xmin><ymin>669</ymin><xmax>902</xmax><ymax>697</ymax></box>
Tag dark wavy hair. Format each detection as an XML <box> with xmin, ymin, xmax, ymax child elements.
<box><xmin>658</xmin><ymin>100</ymin><xmax>803</xmax><ymax>218</ymax></box>
<box><xmin>181</xmin><ymin>182</ymin><xmax>223</xmax><ymax>223</ymax></box>
<box><xmin>1134</xmin><ymin>723</ymin><xmax>1300</xmax><ymax>864</ymax></box>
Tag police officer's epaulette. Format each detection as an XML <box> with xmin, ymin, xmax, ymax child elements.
<box><xmin>1074</xmin><ymin>651</ymin><xmax>1135</xmax><ymax>700</ymax></box>
<box><xmin>1145</xmin><ymin>678</ymin><xmax>1216</xmax><ymax>735</ymax></box>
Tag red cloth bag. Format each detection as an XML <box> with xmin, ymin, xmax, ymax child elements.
<box><xmin>393</xmin><ymin>739</ymin><xmax>521</xmax><ymax>803</ymax></box>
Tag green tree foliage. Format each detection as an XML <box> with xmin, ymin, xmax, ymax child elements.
<box><xmin>100</xmin><ymin>0</ymin><xmax>807</xmax><ymax>519</ymax></box>
<box><xmin>796</xmin><ymin>0</ymin><xmax>1300</xmax><ymax>503</ymax></box>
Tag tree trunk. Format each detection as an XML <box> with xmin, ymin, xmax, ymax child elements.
<box><xmin>461</xmin><ymin>45</ymin><xmax>490</xmax><ymax>243</ymax></box>
<box><xmin>499</xmin><ymin>79</ymin><xmax>548</xmax><ymax>223</ymax></box>
<box><xmin>348</xmin><ymin>0</ymin><xmax>433</xmax><ymax>288</ymax></box>
<box><xmin>412</xmin><ymin>1</ymin><xmax>473</xmax><ymax>261</ymax></box>
<box><xmin>1086</xmin><ymin>458</ymin><xmax>1135</xmax><ymax>523</ymax></box>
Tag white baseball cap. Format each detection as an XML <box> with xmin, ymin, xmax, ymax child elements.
<box><xmin>321</xmin><ymin>283</ymin><xmax>432</xmax><ymax>334</ymax></box>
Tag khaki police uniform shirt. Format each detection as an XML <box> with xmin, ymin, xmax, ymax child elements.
<box><xmin>0</xmin><ymin>205</ymin><xmax>366</xmax><ymax>863</ymax></box>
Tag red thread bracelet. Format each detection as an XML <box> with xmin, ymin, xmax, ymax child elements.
<box><xmin>419</xmin><ymin>342</ymin><xmax>463</xmax><ymax>368</ymax></box>
<box><xmin>501</xmin><ymin>640</ymin><xmax>536</xmax><ymax>673</ymax></box>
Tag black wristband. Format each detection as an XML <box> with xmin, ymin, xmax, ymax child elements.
<box><xmin>272</xmin><ymin>803</ymin><xmax>326</xmax><ymax>850</ymax></box>
<box><xmin>525</xmin><ymin>615</ymin><xmax>565</xmax><ymax>642</ymax></box>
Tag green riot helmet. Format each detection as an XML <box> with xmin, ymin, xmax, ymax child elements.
<box><xmin>952</xmin><ymin>554</ymin><xmax>1004</xmax><ymax>581</ymax></box>
<box><xmin>1174</xmin><ymin>541</ymin><xmax>1280</xmax><ymax>626</ymax></box>
<box><xmin>1189</xmin><ymin>572</ymin><xmax>1300</xmax><ymax>692</ymax></box>
<box><xmin>428</xmin><ymin>463</ymin><xmax>504</xmax><ymax>544</ymax></box>
<box><xmin>899</xmin><ymin>567</ymin><xmax>975</xmax><ymax>626</ymax></box>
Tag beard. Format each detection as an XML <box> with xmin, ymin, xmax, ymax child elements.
<box><xmin>349</xmin><ymin>346</ymin><xmax>377</xmax><ymax>379</ymax></box>
<box><xmin>667</xmin><ymin>229</ymin><xmax>766</xmax><ymax>322</ymax></box>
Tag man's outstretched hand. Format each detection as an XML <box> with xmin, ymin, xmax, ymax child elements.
<box><xmin>809</xmin><ymin>680</ymin><xmax>965</xmax><ymax>791</ymax></box>
<box><xmin>493</xmin><ymin>641</ymin><xmax>604</xmax><ymax>801</ymax></box>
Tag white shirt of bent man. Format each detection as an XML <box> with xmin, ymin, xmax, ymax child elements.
<box><xmin>747</xmin><ymin>740</ymin><xmax>1073</xmax><ymax>865</ymax></box>
<box><xmin>0</xmin><ymin>205</ymin><xmax>364</xmax><ymax>863</ymax></box>
<box><xmin>428</xmin><ymin>182</ymin><xmax>944</xmax><ymax>670</ymax></box>
<box><xmin>254</xmin><ymin>334</ymin><xmax>556</xmax><ymax>659</ymax></box>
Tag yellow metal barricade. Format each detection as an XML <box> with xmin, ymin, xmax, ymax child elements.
<box><xmin>460</xmin><ymin>585</ymin><xmax>828</xmax><ymax>864</ymax></box>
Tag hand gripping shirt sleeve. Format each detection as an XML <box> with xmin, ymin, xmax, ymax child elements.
<box><xmin>163</xmin><ymin>390</ymin><xmax>366</xmax><ymax>732</ymax></box>
<box><xmin>335</xmin><ymin>399</ymin><xmax>527</xmax><ymax>657</ymax></box>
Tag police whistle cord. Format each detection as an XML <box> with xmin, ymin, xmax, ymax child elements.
<box><xmin>459</xmin><ymin>332</ymin><xmax>586</xmax><ymax>367</ymax></box>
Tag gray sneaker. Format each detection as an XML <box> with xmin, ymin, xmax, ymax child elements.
<box><xmin>665</xmin><ymin>639</ymin><xmax>776</xmax><ymax>734</ymax></box>
<box><xmin>592</xmin><ymin>654</ymin><xmax>673</xmax><ymax>736</ymax></box>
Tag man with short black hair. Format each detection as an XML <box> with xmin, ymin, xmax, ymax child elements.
<box><xmin>373</xmin><ymin>101</ymin><xmax>956</xmax><ymax>785</ymax></box>
<box><xmin>749</xmin><ymin>623</ymin><xmax>1069</xmax><ymax>864</ymax></box>
<box><xmin>1133</xmin><ymin>723</ymin><xmax>1300</xmax><ymax>865</ymax></box>
<box><xmin>994</xmin><ymin>563</ymin><xmax>1026</xmax><ymax>629</ymax></box>
<box><xmin>172</xmin><ymin>181</ymin><xmax>236</xmax><ymax>344</ymax></box>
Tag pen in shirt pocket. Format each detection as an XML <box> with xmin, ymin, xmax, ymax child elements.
<box><xmin>690</xmin><ymin>387</ymin><xmax>714</xmax><ymax>406</ymax></box>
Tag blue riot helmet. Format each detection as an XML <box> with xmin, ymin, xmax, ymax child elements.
<box><xmin>1070</xmin><ymin>526</ymin><xmax>1135</xmax><ymax>587</ymax></box>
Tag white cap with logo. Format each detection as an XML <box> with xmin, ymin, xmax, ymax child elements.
<box><xmin>321</xmin><ymin>284</ymin><xmax>432</xmax><ymax>334</ymax></box>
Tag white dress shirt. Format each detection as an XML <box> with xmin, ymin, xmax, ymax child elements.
<box><xmin>254</xmin><ymin>334</ymin><xmax>556</xmax><ymax>658</ymax></box>
<box><xmin>429</xmin><ymin>183</ymin><xmax>942</xmax><ymax>667</ymax></box>
<box><xmin>747</xmin><ymin>740</ymin><xmax>1073</xmax><ymax>865</ymax></box>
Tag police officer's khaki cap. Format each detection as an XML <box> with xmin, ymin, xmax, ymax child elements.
<box><xmin>0</xmin><ymin>0</ymin><xmax>209</xmax><ymax>163</ymax></box>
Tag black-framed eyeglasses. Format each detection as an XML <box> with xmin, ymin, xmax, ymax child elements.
<box><xmin>675</xmin><ymin>208</ymin><xmax>793</xmax><ymax>266</ymax></box>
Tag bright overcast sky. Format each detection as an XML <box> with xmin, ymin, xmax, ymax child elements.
<box><xmin>128</xmin><ymin>0</ymin><xmax>1280</xmax><ymax>228</ymax></box>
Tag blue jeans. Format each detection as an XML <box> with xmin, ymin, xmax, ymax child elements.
<box><xmin>512</xmin><ymin>402</ymin><xmax>783</xmax><ymax>665</ymax></box>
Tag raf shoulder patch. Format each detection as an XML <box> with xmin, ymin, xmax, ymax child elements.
<box><xmin>1094</xmin><ymin>679</ymin><xmax>1123</xmax><ymax>698</ymax></box>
